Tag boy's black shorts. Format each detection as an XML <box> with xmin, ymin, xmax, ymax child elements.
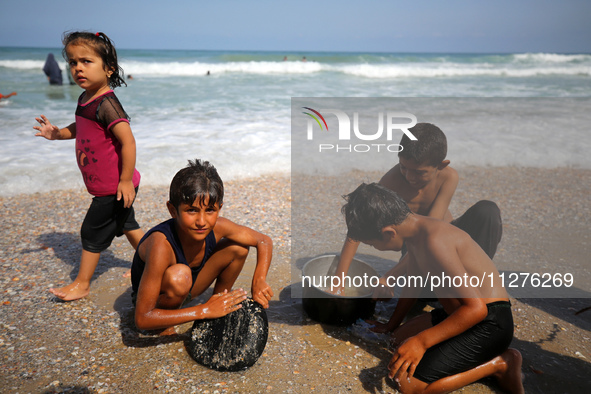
<box><xmin>81</xmin><ymin>188</ymin><xmax>140</xmax><ymax>253</ymax></box>
<box><xmin>413</xmin><ymin>301</ymin><xmax>514</xmax><ymax>383</ymax></box>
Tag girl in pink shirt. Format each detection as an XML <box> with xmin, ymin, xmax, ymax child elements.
<box><xmin>34</xmin><ymin>31</ymin><xmax>144</xmax><ymax>301</ymax></box>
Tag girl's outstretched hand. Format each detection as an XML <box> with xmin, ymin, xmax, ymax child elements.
<box><xmin>33</xmin><ymin>115</ymin><xmax>60</xmax><ymax>140</ymax></box>
<box><xmin>201</xmin><ymin>288</ymin><xmax>248</xmax><ymax>319</ymax></box>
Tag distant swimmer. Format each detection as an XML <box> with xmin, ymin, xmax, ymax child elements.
<box><xmin>206</xmin><ymin>70</ymin><xmax>210</xmax><ymax>76</ymax></box>
<box><xmin>0</xmin><ymin>91</ymin><xmax>17</xmax><ymax>100</ymax></box>
<box><xmin>302</xmin><ymin>56</ymin><xmax>307</xmax><ymax>62</ymax></box>
<box><xmin>43</xmin><ymin>53</ymin><xmax>63</xmax><ymax>85</ymax></box>
<box><xmin>283</xmin><ymin>56</ymin><xmax>288</xmax><ymax>61</ymax></box>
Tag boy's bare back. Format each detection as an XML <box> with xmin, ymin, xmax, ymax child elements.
<box><xmin>404</xmin><ymin>215</ymin><xmax>508</xmax><ymax>303</ymax></box>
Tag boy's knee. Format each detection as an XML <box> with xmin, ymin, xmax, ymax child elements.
<box><xmin>471</xmin><ymin>200</ymin><xmax>501</xmax><ymax>222</ymax></box>
<box><xmin>162</xmin><ymin>264</ymin><xmax>192</xmax><ymax>297</ymax></box>
<box><xmin>474</xmin><ymin>199</ymin><xmax>499</xmax><ymax>213</ymax></box>
<box><xmin>224</xmin><ymin>242</ymin><xmax>249</xmax><ymax>261</ymax></box>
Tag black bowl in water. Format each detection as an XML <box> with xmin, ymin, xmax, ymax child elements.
<box><xmin>302</xmin><ymin>255</ymin><xmax>377</xmax><ymax>326</ymax></box>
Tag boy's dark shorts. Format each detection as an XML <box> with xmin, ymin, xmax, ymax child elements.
<box><xmin>412</xmin><ymin>301</ymin><xmax>514</xmax><ymax>383</ymax></box>
<box><xmin>81</xmin><ymin>188</ymin><xmax>140</xmax><ymax>253</ymax></box>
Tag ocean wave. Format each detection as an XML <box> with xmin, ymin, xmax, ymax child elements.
<box><xmin>2</xmin><ymin>57</ymin><xmax>590</xmax><ymax>79</ymax></box>
<box><xmin>121</xmin><ymin>60</ymin><xmax>324</xmax><ymax>76</ymax></box>
<box><xmin>512</xmin><ymin>53</ymin><xmax>591</xmax><ymax>63</ymax></box>
<box><xmin>338</xmin><ymin>64</ymin><xmax>591</xmax><ymax>78</ymax></box>
<box><xmin>0</xmin><ymin>59</ymin><xmax>51</xmax><ymax>70</ymax></box>
<box><xmin>118</xmin><ymin>61</ymin><xmax>591</xmax><ymax>78</ymax></box>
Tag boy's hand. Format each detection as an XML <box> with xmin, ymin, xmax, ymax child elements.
<box><xmin>328</xmin><ymin>285</ymin><xmax>346</xmax><ymax>296</ymax></box>
<box><xmin>366</xmin><ymin>319</ymin><xmax>394</xmax><ymax>333</ymax></box>
<box><xmin>202</xmin><ymin>289</ymin><xmax>248</xmax><ymax>319</ymax></box>
<box><xmin>34</xmin><ymin>115</ymin><xmax>60</xmax><ymax>140</ymax></box>
<box><xmin>251</xmin><ymin>278</ymin><xmax>273</xmax><ymax>309</ymax></box>
<box><xmin>388</xmin><ymin>336</ymin><xmax>426</xmax><ymax>382</ymax></box>
<box><xmin>117</xmin><ymin>180</ymin><xmax>136</xmax><ymax>208</ymax></box>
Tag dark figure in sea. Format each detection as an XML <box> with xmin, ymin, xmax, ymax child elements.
<box><xmin>43</xmin><ymin>53</ymin><xmax>63</xmax><ymax>85</ymax></box>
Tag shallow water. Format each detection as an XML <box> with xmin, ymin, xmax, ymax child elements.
<box><xmin>2</xmin><ymin>48</ymin><xmax>591</xmax><ymax>196</ymax></box>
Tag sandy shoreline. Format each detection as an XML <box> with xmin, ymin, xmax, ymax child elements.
<box><xmin>1</xmin><ymin>167</ymin><xmax>590</xmax><ymax>393</ymax></box>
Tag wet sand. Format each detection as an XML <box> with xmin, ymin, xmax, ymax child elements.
<box><xmin>1</xmin><ymin>167</ymin><xmax>590</xmax><ymax>393</ymax></box>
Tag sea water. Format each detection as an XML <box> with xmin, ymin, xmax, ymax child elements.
<box><xmin>1</xmin><ymin>48</ymin><xmax>590</xmax><ymax>196</ymax></box>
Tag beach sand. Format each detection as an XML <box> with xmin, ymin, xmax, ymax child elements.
<box><xmin>1</xmin><ymin>167</ymin><xmax>590</xmax><ymax>393</ymax></box>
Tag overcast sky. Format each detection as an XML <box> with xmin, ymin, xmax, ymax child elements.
<box><xmin>1</xmin><ymin>0</ymin><xmax>590</xmax><ymax>53</ymax></box>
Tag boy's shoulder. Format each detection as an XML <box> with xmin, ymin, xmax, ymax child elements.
<box><xmin>439</xmin><ymin>165</ymin><xmax>459</xmax><ymax>184</ymax></box>
<box><xmin>140</xmin><ymin>220</ymin><xmax>176</xmax><ymax>252</ymax></box>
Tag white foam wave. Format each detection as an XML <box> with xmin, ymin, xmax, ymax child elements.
<box><xmin>114</xmin><ymin>60</ymin><xmax>591</xmax><ymax>78</ymax></box>
<box><xmin>0</xmin><ymin>59</ymin><xmax>70</xmax><ymax>71</ymax></box>
<box><xmin>338</xmin><ymin>64</ymin><xmax>591</xmax><ymax>78</ymax></box>
<box><xmin>3</xmin><ymin>57</ymin><xmax>590</xmax><ymax>78</ymax></box>
<box><xmin>512</xmin><ymin>53</ymin><xmax>591</xmax><ymax>63</ymax></box>
<box><xmin>121</xmin><ymin>60</ymin><xmax>323</xmax><ymax>76</ymax></box>
<box><xmin>0</xmin><ymin>59</ymin><xmax>46</xmax><ymax>69</ymax></box>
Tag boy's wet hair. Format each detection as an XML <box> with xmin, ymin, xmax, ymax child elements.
<box><xmin>62</xmin><ymin>31</ymin><xmax>126</xmax><ymax>89</ymax></box>
<box><xmin>169</xmin><ymin>159</ymin><xmax>224</xmax><ymax>210</ymax></box>
<box><xmin>342</xmin><ymin>183</ymin><xmax>411</xmax><ymax>241</ymax></box>
<box><xmin>398</xmin><ymin>123</ymin><xmax>447</xmax><ymax>166</ymax></box>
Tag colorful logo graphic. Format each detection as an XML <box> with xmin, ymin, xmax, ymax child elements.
<box><xmin>302</xmin><ymin>107</ymin><xmax>328</xmax><ymax>131</ymax></box>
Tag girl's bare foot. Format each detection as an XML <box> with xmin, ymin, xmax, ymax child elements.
<box><xmin>494</xmin><ymin>348</ymin><xmax>524</xmax><ymax>394</ymax></box>
<box><xmin>48</xmin><ymin>281</ymin><xmax>90</xmax><ymax>301</ymax></box>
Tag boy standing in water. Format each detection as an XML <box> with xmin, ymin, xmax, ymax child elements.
<box><xmin>342</xmin><ymin>183</ymin><xmax>523</xmax><ymax>394</ymax></box>
<box><xmin>131</xmin><ymin>159</ymin><xmax>273</xmax><ymax>333</ymax></box>
<box><xmin>334</xmin><ymin>123</ymin><xmax>502</xmax><ymax>294</ymax></box>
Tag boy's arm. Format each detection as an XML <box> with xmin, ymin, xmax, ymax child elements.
<box><xmin>111</xmin><ymin>122</ymin><xmax>137</xmax><ymax>209</ymax></box>
<box><xmin>369</xmin><ymin>254</ymin><xmax>417</xmax><ymax>332</ymax></box>
<box><xmin>34</xmin><ymin>115</ymin><xmax>76</xmax><ymax>140</ymax></box>
<box><xmin>215</xmin><ymin>217</ymin><xmax>274</xmax><ymax>308</ymax></box>
<box><xmin>330</xmin><ymin>237</ymin><xmax>360</xmax><ymax>294</ymax></box>
<box><xmin>134</xmin><ymin>233</ymin><xmax>247</xmax><ymax>330</ymax></box>
<box><xmin>388</xmin><ymin>236</ymin><xmax>487</xmax><ymax>381</ymax></box>
<box><xmin>427</xmin><ymin>167</ymin><xmax>458</xmax><ymax>221</ymax></box>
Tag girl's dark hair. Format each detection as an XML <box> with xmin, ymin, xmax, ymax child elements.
<box><xmin>342</xmin><ymin>183</ymin><xmax>411</xmax><ymax>241</ymax></box>
<box><xmin>169</xmin><ymin>159</ymin><xmax>224</xmax><ymax>210</ymax></box>
<box><xmin>62</xmin><ymin>31</ymin><xmax>126</xmax><ymax>89</ymax></box>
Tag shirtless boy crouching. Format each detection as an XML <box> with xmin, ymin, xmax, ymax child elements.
<box><xmin>335</xmin><ymin>123</ymin><xmax>502</xmax><ymax>296</ymax></box>
<box><xmin>342</xmin><ymin>183</ymin><xmax>523</xmax><ymax>394</ymax></box>
<box><xmin>131</xmin><ymin>159</ymin><xmax>273</xmax><ymax>334</ymax></box>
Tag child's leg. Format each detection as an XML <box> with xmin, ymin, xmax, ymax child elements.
<box><xmin>451</xmin><ymin>200</ymin><xmax>502</xmax><ymax>259</ymax></box>
<box><xmin>49</xmin><ymin>249</ymin><xmax>100</xmax><ymax>301</ymax></box>
<box><xmin>394</xmin><ymin>348</ymin><xmax>523</xmax><ymax>394</ymax></box>
<box><xmin>141</xmin><ymin>263</ymin><xmax>193</xmax><ymax>336</ymax></box>
<box><xmin>122</xmin><ymin>228</ymin><xmax>145</xmax><ymax>277</ymax></box>
<box><xmin>124</xmin><ymin>228</ymin><xmax>144</xmax><ymax>249</ymax></box>
<box><xmin>189</xmin><ymin>239</ymin><xmax>249</xmax><ymax>298</ymax></box>
<box><xmin>157</xmin><ymin>263</ymin><xmax>193</xmax><ymax>309</ymax></box>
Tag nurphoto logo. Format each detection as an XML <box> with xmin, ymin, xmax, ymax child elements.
<box><xmin>302</xmin><ymin>107</ymin><xmax>418</xmax><ymax>153</ymax></box>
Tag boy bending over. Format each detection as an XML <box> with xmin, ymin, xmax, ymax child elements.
<box><xmin>131</xmin><ymin>159</ymin><xmax>273</xmax><ymax>333</ymax></box>
<box><xmin>335</xmin><ymin>123</ymin><xmax>502</xmax><ymax>293</ymax></box>
<box><xmin>342</xmin><ymin>183</ymin><xmax>523</xmax><ymax>394</ymax></box>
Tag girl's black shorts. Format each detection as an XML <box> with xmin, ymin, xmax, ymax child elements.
<box><xmin>80</xmin><ymin>188</ymin><xmax>140</xmax><ymax>253</ymax></box>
